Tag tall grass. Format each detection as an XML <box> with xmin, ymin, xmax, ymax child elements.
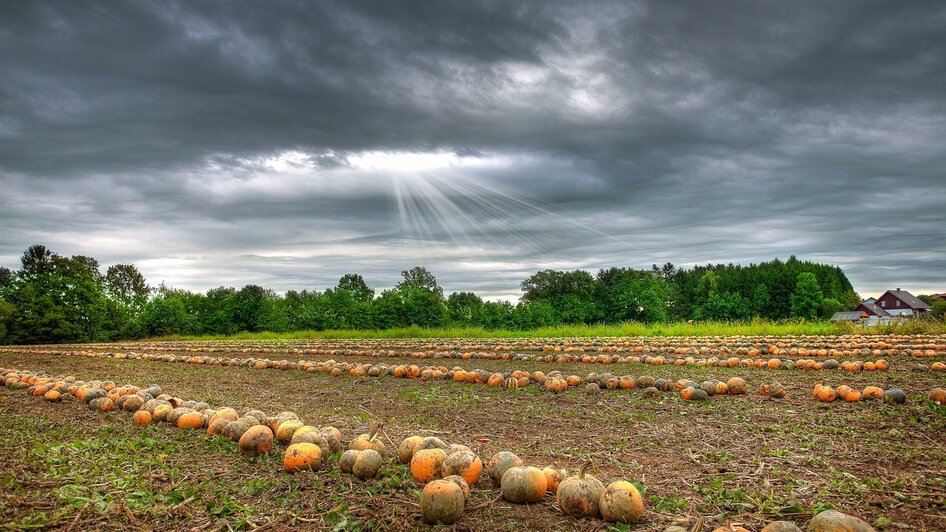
<box><xmin>146</xmin><ymin>318</ymin><xmax>946</xmax><ymax>342</ymax></box>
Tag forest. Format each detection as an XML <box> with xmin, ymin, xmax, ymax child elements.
<box><xmin>0</xmin><ymin>244</ymin><xmax>873</xmax><ymax>344</ymax></box>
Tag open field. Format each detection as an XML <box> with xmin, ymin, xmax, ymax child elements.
<box><xmin>2</xmin><ymin>335</ymin><xmax>945</xmax><ymax>531</ymax></box>
<box><xmin>150</xmin><ymin>319</ymin><xmax>946</xmax><ymax>341</ymax></box>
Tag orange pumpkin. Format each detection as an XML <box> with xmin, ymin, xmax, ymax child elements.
<box><xmin>275</xmin><ymin>420</ymin><xmax>304</xmax><ymax>445</ymax></box>
<box><xmin>398</xmin><ymin>436</ymin><xmax>423</xmax><ymax>464</ymax></box>
<box><xmin>43</xmin><ymin>390</ymin><xmax>61</xmax><ymax>402</ymax></box>
<box><xmin>177</xmin><ymin>412</ymin><xmax>205</xmax><ymax>430</ymax></box>
<box><xmin>816</xmin><ymin>386</ymin><xmax>837</xmax><ymax>403</ymax></box>
<box><xmin>836</xmin><ymin>385</ymin><xmax>853</xmax><ymax>401</ymax></box>
<box><xmin>350</xmin><ymin>424</ymin><xmax>386</xmax><ymax>455</ymax></box>
<box><xmin>284</xmin><ymin>443</ymin><xmax>322</xmax><ymax>473</ymax></box>
<box><xmin>441</xmin><ymin>450</ymin><xmax>483</xmax><ymax>486</ymax></box>
<box><xmin>500</xmin><ymin>466</ymin><xmax>547</xmax><ymax>503</ymax></box>
<box><xmin>599</xmin><ymin>480</ymin><xmax>644</xmax><ymax>523</ymax></box>
<box><xmin>239</xmin><ymin>425</ymin><xmax>274</xmax><ymax>456</ymax></box>
<box><xmin>411</xmin><ymin>448</ymin><xmax>447</xmax><ymax>483</ymax></box>
<box><xmin>928</xmin><ymin>387</ymin><xmax>946</xmax><ymax>403</ymax></box>
<box><xmin>133</xmin><ymin>410</ymin><xmax>152</xmax><ymax>426</ymax></box>
<box><xmin>556</xmin><ymin>462</ymin><xmax>604</xmax><ymax>518</ymax></box>
<box><xmin>726</xmin><ymin>377</ymin><xmax>747</xmax><ymax>395</ymax></box>
<box><xmin>862</xmin><ymin>386</ymin><xmax>884</xmax><ymax>400</ymax></box>
<box><xmin>487</xmin><ymin>451</ymin><xmax>523</xmax><ymax>487</ymax></box>
<box><xmin>542</xmin><ymin>466</ymin><xmax>568</xmax><ymax>494</ymax></box>
<box><xmin>420</xmin><ymin>479</ymin><xmax>465</xmax><ymax>524</ymax></box>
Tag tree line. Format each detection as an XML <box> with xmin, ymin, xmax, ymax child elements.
<box><xmin>0</xmin><ymin>244</ymin><xmax>867</xmax><ymax>344</ymax></box>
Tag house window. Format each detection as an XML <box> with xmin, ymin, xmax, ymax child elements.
<box><xmin>896</xmin><ymin>300</ymin><xmax>900</xmax><ymax>307</ymax></box>
<box><xmin>881</xmin><ymin>301</ymin><xmax>886</xmax><ymax>307</ymax></box>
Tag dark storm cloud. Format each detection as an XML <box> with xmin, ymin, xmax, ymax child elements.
<box><xmin>1</xmin><ymin>0</ymin><xmax>944</xmax><ymax>298</ymax></box>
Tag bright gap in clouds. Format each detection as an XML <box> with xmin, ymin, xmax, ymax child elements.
<box><xmin>347</xmin><ymin>151</ymin><xmax>503</xmax><ymax>172</ymax></box>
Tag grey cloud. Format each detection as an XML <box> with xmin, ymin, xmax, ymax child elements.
<box><xmin>1</xmin><ymin>1</ymin><xmax>944</xmax><ymax>299</ymax></box>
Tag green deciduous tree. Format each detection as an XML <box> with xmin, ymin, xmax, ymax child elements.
<box><xmin>336</xmin><ymin>273</ymin><xmax>375</xmax><ymax>304</ymax></box>
<box><xmin>397</xmin><ymin>266</ymin><xmax>443</xmax><ymax>298</ymax></box>
<box><xmin>447</xmin><ymin>291</ymin><xmax>484</xmax><ymax>326</ymax></box>
<box><xmin>790</xmin><ymin>272</ymin><xmax>823</xmax><ymax>319</ymax></box>
<box><xmin>0</xmin><ymin>296</ymin><xmax>12</xmax><ymax>339</ymax></box>
<box><xmin>521</xmin><ymin>269</ymin><xmax>598</xmax><ymax>324</ymax></box>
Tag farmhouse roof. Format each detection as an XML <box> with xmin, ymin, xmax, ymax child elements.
<box><xmin>856</xmin><ymin>301</ymin><xmax>889</xmax><ymax>316</ymax></box>
<box><xmin>831</xmin><ymin>311</ymin><xmax>866</xmax><ymax>321</ymax></box>
<box><xmin>882</xmin><ymin>289</ymin><xmax>931</xmax><ymax>310</ymax></box>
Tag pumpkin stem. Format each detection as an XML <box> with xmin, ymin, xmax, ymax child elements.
<box><xmin>368</xmin><ymin>421</ymin><xmax>385</xmax><ymax>442</ymax></box>
<box><xmin>578</xmin><ymin>460</ymin><xmax>592</xmax><ymax>479</ymax></box>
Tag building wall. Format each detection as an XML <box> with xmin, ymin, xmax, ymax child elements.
<box><xmin>876</xmin><ymin>292</ymin><xmax>912</xmax><ymax>314</ymax></box>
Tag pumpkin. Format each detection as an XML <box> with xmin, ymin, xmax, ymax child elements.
<box><xmin>223</xmin><ymin>421</ymin><xmax>249</xmax><ymax>442</ymax></box>
<box><xmin>411</xmin><ymin>448</ymin><xmax>447</xmax><ymax>483</ymax></box>
<box><xmin>353</xmin><ymin>449</ymin><xmax>383</xmax><ymax>479</ymax></box>
<box><xmin>43</xmin><ymin>390</ymin><xmax>61</xmax><ymax>402</ymax></box>
<box><xmin>556</xmin><ymin>462</ymin><xmax>604</xmax><ymax>518</ymax></box>
<box><xmin>542</xmin><ymin>466</ymin><xmax>568</xmax><ymax>493</ymax></box>
<box><xmin>929</xmin><ymin>387</ymin><xmax>946</xmax><ymax>403</ymax></box>
<box><xmin>843</xmin><ymin>390</ymin><xmax>862</xmax><ymax>403</ymax></box>
<box><xmin>122</xmin><ymin>395</ymin><xmax>144</xmax><ymax>412</ymax></box>
<box><xmin>320</xmin><ymin>426</ymin><xmax>343</xmax><ymax>452</ymax></box>
<box><xmin>884</xmin><ymin>388</ymin><xmax>906</xmax><ymax>405</ymax></box>
<box><xmin>275</xmin><ymin>420</ymin><xmax>304</xmax><ymax>445</ymax></box>
<box><xmin>816</xmin><ymin>386</ymin><xmax>837</xmax><ymax>403</ymax></box>
<box><xmin>836</xmin><ymin>385</ymin><xmax>853</xmax><ymax>400</ymax></box>
<box><xmin>760</xmin><ymin>521</ymin><xmax>802</xmax><ymax>532</ymax></box>
<box><xmin>441</xmin><ymin>450</ymin><xmax>483</xmax><ymax>485</ymax></box>
<box><xmin>167</xmin><ymin>407</ymin><xmax>190</xmax><ymax>425</ymax></box>
<box><xmin>442</xmin><ymin>475</ymin><xmax>471</xmax><ymax>500</ymax></box>
<box><xmin>638</xmin><ymin>376</ymin><xmax>656</xmax><ymax>388</ymax></box>
<box><xmin>487</xmin><ymin>451</ymin><xmax>523</xmax><ymax>487</ymax></box>
<box><xmin>642</xmin><ymin>386</ymin><xmax>660</xmax><ymax>398</ymax></box>
<box><xmin>96</xmin><ymin>397</ymin><xmax>115</xmax><ymax>412</ymax></box>
<box><xmin>599</xmin><ymin>480</ymin><xmax>644</xmax><ymax>523</ymax></box>
<box><xmin>339</xmin><ymin>449</ymin><xmax>361</xmax><ymax>473</ymax></box>
<box><xmin>500</xmin><ymin>466</ymin><xmax>547</xmax><ymax>503</ymax></box>
<box><xmin>291</xmin><ymin>427</ymin><xmax>323</xmax><ymax>446</ymax></box>
<box><xmin>239</xmin><ymin>425</ymin><xmax>274</xmax><ymax>456</ymax></box>
<box><xmin>152</xmin><ymin>404</ymin><xmax>173</xmax><ymax>422</ymax></box>
<box><xmin>726</xmin><ymin>377</ymin><xmax>747</xmax><ymax>395</ymax></box>
<box><xmin>416</xmin><ymin>436</ymin><xmax>449</xmax><ymax>452</ymax></box>
<box><xmin>284</xmin><ymin>443</ymin><xmax>322</xmax><ymax>473</ymax></box>
<box><xmin>398</xmin><ymin>436</ymin><xmax>423</xmax><ymax>464</ymax></box>
<box><xmin>206</xmin><ymin>417</ymin><xmax>230</xmax><ymax>436</ymax></box>
<box><xmin>447</xmin><ymin>443</ymin><xmax>472</xmax><ymax>455</ymax></box>
<box><xmin>585</xmin><ymin>382</ymin><xmax>600</xmax><ymax>395</ymax></box>
<box><xmin>177</xmin><ymin>412</ymin><xmax>205</xmax><ymax>430</ymax></box>
<box><xmin>244</xmin><ymin>409</ymin><xmax>267</xmax><ymax>422</ymax></box>
<box><xmin>350</xmin><ymin>424</ymin><xmax>386</xmax><ymax>455</ymax></box>
<box><xmin>767</xmin><ymin>383</ymin><xmax>786</xmax><ymax>399</ymax></box>
<box><xmin>420</xmin><ymin>479</ymin><xmax>465</xmax><ymax>524</ymax></box>
<box><xmin>862</xmin><ymin>387</ymin><xmax>884</xmax><ymax>400</ymax></box>
<box><xmin>807</xmin><ymin>509</ymin><xmax>875</xmax><ymax>532</ymax></box>
<box><xmin>133</xmin><ymin>410</ymin><xmax>152</xmax><ymax>426</ymax></box>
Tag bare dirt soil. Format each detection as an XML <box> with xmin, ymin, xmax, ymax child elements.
<box><xmin>1</xmin><ymin>337</ymin><xmax>945</xmax><ymax>531</ymax></box>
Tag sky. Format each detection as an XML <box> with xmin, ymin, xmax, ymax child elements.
<box><xmin>1</xmin><ymin>1</ymin><xmax>944</xmax><ymax>301</ymax></box>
